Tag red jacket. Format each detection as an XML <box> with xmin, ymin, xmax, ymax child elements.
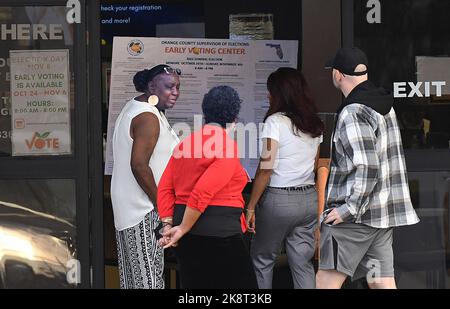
<box><xmin>157</xmin><ymin>125</ymin><xmax>248</xmax><ymax>232</ymax></box>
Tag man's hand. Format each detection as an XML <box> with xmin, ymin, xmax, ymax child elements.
<box><xmin>324</xmin><ymin>208</ymin><xmax>344</xmax><ymax>225</ymax></box>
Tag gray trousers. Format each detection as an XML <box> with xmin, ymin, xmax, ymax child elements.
<box><xmin>250</xmin><ymin>186</ymin><xmax>317</xmax><ymax>289</ymax></box>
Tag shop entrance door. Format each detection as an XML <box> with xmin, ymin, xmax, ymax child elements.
<box><xmin>0</xmin><ymin>0</ymin><xmax>103</xmax><ymax>288</ymax></box>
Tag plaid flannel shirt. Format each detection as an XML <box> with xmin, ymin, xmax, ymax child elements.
<box><xmin>326</xmin><ymin>103</ymin><xmax>419</xmax><ymax>228</ymax></box>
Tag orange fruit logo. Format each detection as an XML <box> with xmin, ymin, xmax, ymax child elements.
<box><xmin>25</xmin><ymin>132</ymin><xmax>60</xmax><ymax>151</ymax></box>
<box><xmin>127</xmin><ymin>40</ymin><xmax>144</xmax><ymax>56</ymax></box>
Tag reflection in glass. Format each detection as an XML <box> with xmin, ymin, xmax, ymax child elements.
<box><xmin>0</xmin><ymin>179</ymin><xmax>76</xmax><ymax>288</ymax></box>
<box><xmin>393</xmin><ymin>172</ymin><xmax>450</xmax><ymax>288</ymax></box>
<box><xmin>317</xmin><ymin>113</ymin><xmax>336</xmax><ymax>158</ymax></box>
<box><xmin>354</xmin><ymin>0</ymin><xmax>450</xmax><ymax>150</ymax></box>
<box><xmin>0</xmin><ymin>6</ymin><xmax>75</xmax><ymax>157</ymax></box>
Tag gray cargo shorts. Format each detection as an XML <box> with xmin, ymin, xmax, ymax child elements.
<box><xmin>318</xmin><ymin>220</ymin><xmax>394</xmax><ymax>281</ymax></box>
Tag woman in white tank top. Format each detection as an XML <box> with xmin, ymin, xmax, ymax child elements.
<box><xmin>111</xmin><ymin>64</ymin><xmax>181</xmax><ymax>289</ymax></box>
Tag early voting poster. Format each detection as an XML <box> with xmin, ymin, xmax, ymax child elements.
<box><xmin>10</xmin><ymin>50</ymin><xmax>71</xmax><ymax>156</ymax></box>
<box><xmin>105</xmin><ymin>37</ymin><xmax>297</xmax><ymax>176</ymax></box>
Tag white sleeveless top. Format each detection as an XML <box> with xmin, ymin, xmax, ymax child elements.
<box><xmin>111</xmin><ymin>98</ymin><xmax>180</xmax><ymax>231</ymax></box>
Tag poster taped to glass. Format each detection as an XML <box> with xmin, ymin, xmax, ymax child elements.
<box><xmin>10</xmin><ymin>50</ymin><xmax>71</xmax><ymax>156</ymax></box>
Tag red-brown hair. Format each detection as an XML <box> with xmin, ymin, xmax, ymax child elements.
<box><xmin>265</xmin><ymin>67</ymin><xmax>324</xmax><ymax>138</ymax></box>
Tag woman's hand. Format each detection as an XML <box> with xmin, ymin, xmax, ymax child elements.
<box><xmin>161</xmin><ymin>225</ymin><xmax>187</xmax><ymax>248</ymax></box>
<box><xmin>158</xmin><ymin>224</ymin><xmax>173</xmax><ymax>247</ymax></box>
<box><xmin>246</xmin><ymin>209</ymin><xmax>256</xmax><ymax>234</ymax></box>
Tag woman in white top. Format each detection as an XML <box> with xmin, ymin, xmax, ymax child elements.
<box><xmin>246</xmin><ymin>67</ymin><xmax>324</xmax><ymax>289</ymax></box>
<box><xmin>111</xmin><ymin>64</ymin><xmax>181</xmax><ymax>289</ymax></box>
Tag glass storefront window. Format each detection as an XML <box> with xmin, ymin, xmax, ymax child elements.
<box><xmin>0</xmin><ymin>6</ymin><xmax>75</xmax><ymax>157</ymax></box>
<box><xmin>354</xmin><ymin>0</ymin><xmax>450</xmax><ymax>150</ymax></box>
<box><xmin>394</xmin><ymin>172</ymin><xmax>450</xmax><ymax>288</ymax></box>
<box><xmin>0</xmin><ymin>179</ymin><xmax>77</xmax><ymax>288</ymax></box>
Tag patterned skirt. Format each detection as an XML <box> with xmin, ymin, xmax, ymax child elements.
<box><xmin>115</xmin><ymin>211</ymin><xmax>164</xmax><ymax>289</ymax></box>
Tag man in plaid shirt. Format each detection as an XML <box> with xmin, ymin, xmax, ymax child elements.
<box><xmin>316</xmin><ymin>47</ymin><xmax>419</xmax><ymax>289</ymax></box>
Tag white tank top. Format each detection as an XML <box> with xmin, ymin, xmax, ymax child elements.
<box><xmin>111</xmin><ymin>98</ymin><xmax>180</xmax><ymax>231</ymax></box>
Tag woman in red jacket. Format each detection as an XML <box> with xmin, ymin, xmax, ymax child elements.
<box><xmin>157</xmin><ymin>86</ymin><xmax>257</xmax><ymax>289</ymax></box>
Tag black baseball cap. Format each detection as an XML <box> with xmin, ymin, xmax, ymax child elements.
<box><xmin>325</xmin><ymin>47</ymin><xmax>369</xmax><ymax>76</ymax></box>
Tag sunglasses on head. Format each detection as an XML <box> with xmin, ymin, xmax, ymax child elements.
<box><xmin>163</xmin><ymin>66</ymin><xmax>181</xmax><ymax>75</ymax></box>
